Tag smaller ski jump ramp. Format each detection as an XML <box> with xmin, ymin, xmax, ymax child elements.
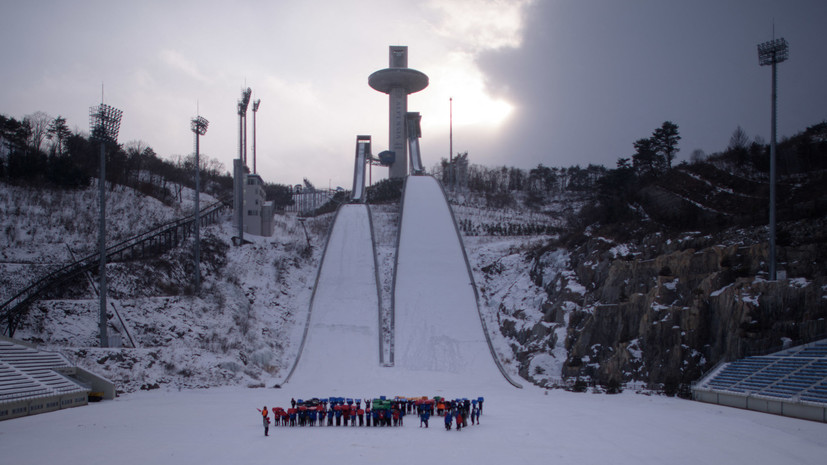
<box><xmin>393</xmin><ymin>176</ymin><xmax>520</xmax><ymax>388</ymax></box>
<box><xmin>285</xmin><ymin>204</ymin><xmax>382</xmax><ymax>387</ymax></box>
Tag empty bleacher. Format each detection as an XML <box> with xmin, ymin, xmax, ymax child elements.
<box><xmin>0</xmin><ymin>338</ymin><xmax>90</xmax><ymax>421</ymax></box>
<box><xmin>693</xmin><ymin>339</ymin><xmax>827</xmax><ymax>423</ymax></box>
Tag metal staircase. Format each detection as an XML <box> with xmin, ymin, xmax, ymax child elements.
<box><xmin>1</xmin><ymin>198</ymin><xmax>229</xmax><ymax>337</ymax></box>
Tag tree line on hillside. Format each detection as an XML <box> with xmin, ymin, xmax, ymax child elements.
<box><xmin>431</xmin><ymin>122</ymin><xmax>680</xmax><ymax>210</ymax></box>
<box><xmin>433</xmin><ymin>120</ymin><xmax>826</xmax><ymax>232</ymax></box>
<box><xmin>590</xmin><ymin>121</ymin><xmax>827</xmax><ymax>231</ymax></box>
<box><xmin>0</xmin><ymin>112</ymin><xmax>294</xmax><ymax>209</ymax></box>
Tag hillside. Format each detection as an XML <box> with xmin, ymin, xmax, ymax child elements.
<box><xmin>2</xmin><ymin>179</ymin><xmax>331</xmax><ymax>392</ymax></box>
<box><xmin>2</xmin><ymin>122</ymin><xmax>827</xmax><ymax>395</ymax></box>
<box><xmin>468</xmin><ymin>134</ymin><xmax>827</xmax><ymax>392</ymax></box>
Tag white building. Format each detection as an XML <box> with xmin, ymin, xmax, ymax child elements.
<box><xmin>242</xmin><ymin>173</ymin><xmax>274</xmax><ymax>237</ymax></box>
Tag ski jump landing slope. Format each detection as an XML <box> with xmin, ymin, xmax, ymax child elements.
<box><xmin>285</xmin><ymin>204</ymin><xmax>382</xmax><ymax>387</ymax></box>
<box><xmin>393</xmin><ymin>176</ymin><xmax>521</xmax><ymax>388</ymax></box>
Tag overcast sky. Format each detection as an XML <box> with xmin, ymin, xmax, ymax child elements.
<box><xmin>1</xmin><ymin>0</ymin><xmax>825</xmax><ymax>189</ymax></box>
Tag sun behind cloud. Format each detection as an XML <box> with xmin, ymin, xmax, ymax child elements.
<box><xmin>425</xmin><ymin>52</ymin><xmax>514</xmax><ymax>130</ymax></box>
<box><xmin>417</xmin><ymin>1</ymin><xmax>532</xmax><ymax>133</ymax></box>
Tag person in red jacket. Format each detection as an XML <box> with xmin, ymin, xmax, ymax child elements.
<box><xmin>357</xmin><ymin>408</ymin><xmax>365</xmax><ymax>426</ymax></box>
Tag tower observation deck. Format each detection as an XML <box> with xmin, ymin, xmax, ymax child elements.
<box><xmin>369</xmin><ymin>46</ymin><xmax>429</xmax><ymax>179</ymax></box>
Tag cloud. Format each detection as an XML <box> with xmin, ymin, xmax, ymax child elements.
<box><xmin>426</xmin><ymin>0</ymin><xmax>535</xmax><ymax>51</ymax></box>
<box><xmin>159</xmin><ymin>49</ymin><xmax>211</xmax><ymax>84</ymax></box>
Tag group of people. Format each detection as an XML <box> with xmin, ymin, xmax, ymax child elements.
<box><xmin>439</xmin><ymin>398</ymin><xmax>482</xmax><ymax>431</ymax></box>
<box><xmin>257</xmin><ymin>396</ymin><xmax>484</xmax><ymax>436</ymax></box>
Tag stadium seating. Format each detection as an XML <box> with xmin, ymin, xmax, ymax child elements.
<box><xmin>698</xmin><ymin>340</ymin><xmax>827</xmax><ymax>405</ymax></box>
<box><xmin>0</xmin><ymin>339</ymin><xmax>90</xmax><ymax>420</ymax></box>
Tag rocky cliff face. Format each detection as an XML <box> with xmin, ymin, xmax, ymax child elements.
<box><xmin>534</xmin><ymin>221</ymin><xmax>827</xmax><ymax>390</ymax></box>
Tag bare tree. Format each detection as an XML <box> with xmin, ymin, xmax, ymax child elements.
<box><xmin>690</xmin><ymin>149</ymin><xmax>706</xmax><ymax>163</ymax></box>
<box><xmin>24</xmin><ymin>111</ymin><xmax>51</xmax><ymax>152</ymax></box>
<box><xmin>728</xmin><ymin>125</ymin><xmax>749</xmax><ymax>151</ymax></box>
<box><xmin>124</xmin><ymin>140</ymin><xmax>154</xmax><ymax>184</ymax></box>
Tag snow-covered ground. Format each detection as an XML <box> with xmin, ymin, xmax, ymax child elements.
<box><xmin>2</xmin><ymin>383</ymin><xmax>826</xmax><ymax>465</ymax></box>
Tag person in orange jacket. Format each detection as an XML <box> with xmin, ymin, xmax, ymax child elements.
<box><xmin>258</xmin><ymin>406</ymin><xmax>270</xmax><ymax>436</ymax></box>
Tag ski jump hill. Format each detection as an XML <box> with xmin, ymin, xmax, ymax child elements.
<box><xmin>286</xmin><ymin>175</ymin><xmax>520</xmax><ymax>392</ymax></box>
<box><xmin>285</xmin><ymin>204</ymin><xmax>383</xmax><ymax>387</ymax></box>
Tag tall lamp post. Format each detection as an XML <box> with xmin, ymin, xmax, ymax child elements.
<box><xmin>235</xmin><ymin>88</ymin><xmax>251</xmax><ymax>244</ymax></box>
<box><xmin>89</xmin><ymin>103</ymin><xmax>123</xmax><ymax>348</ymax></box>
<box><xmin>252</xmin><ymin>99</ymin><xmax>260</xmax><ymax>174</ymax></box>
<box><xmin>191</xmin><ymin>115</ymin><xmax>209</xmax><ymax>293</ymax></box>
<box><xmin>757</xmin><ymin>37</ymin><xmax>789</xmax><ymax>281</ymax></box>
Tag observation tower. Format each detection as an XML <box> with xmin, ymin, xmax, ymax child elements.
<box><xmin>369</xmin><ymin>46</ymin><xmax>429</xmax><ymax>179</ymax></box>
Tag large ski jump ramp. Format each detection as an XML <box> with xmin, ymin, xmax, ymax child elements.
<box><xmin>285</xmin><ymin>204</ymin><xmax>382</xmax><ymax>386</ymax></box>
<box><xmin>285</xmin><ymin>177</ymin><xmax>519</xmax><ymax>391</ymax></box>
<box><xmin>393</xmin><ymin>176</ymin><xmax>520</xmax><ymax>388</ymax></box>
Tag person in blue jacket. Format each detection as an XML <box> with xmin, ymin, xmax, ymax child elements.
<box><xmin>419</xmin><ymin>408</ymin><xmax>430</xmax><ymax>428</ymax></box>
<box><xmin>327</xmin><ymin>407</ymin><xmax>334</xmax><ymax>426</ymax></box>
<box><xmin>444</xmin><ymin>411</ymin><xmax>453</xmax><ymax>430</ymax></box>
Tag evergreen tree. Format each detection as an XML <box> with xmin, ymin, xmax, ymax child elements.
<box><xmin>651</xmin><ymin>121</ymin><xmax>680</xmax><ymax>169</ymax></box>
<box><xmin>46</xmin><ymin>116</ymin><xmax>71</xmax><ymax>156</ymax></box>
<box><xmin>632</xmin><ymin>138</ymin><xmax>658</xmax><ymax>177</ymax></box>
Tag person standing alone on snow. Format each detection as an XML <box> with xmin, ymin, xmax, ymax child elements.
<box><xmin>259</xmin><ymin>406</ymin><xmax>270</xmax><ymax>436</ymax></box>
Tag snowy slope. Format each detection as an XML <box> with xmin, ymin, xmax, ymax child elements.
<box><xmin>286</xmin><ymin>204</ymin><xmax>382</xmax><ymax>387</ymax></box>
<box><xmin>393</xmin><ymin>176</ymin><xmax>510</xmax><ymax>388</ymax></box>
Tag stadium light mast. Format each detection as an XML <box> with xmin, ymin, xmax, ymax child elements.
<box><xmin>89</xmin><ymin>102</ymin><xmax>123</xmax><ymax>348</ymax></box>
<box><xmin>235</xmin><ymin>88</ymin><xmax>251</xmax><ymax>245</ymax></box>
<box><xmin>241</xmin><ymin>88</ymin><xmax>251</xmax><ymax>166</ymax></box>
<box><xmin>191</xmin><ymin>115</ymin><xmax>209</xmax><ymax>293</ymax></box>
<box><xmin>757</xmin><ymin>36</ymin><xmax>789</xmax><ymax>281</ymax></box>
<box><xmin>449</xmin><ymin>97</ymin><xmax>454</xmax><ymax>190</ymax></box>
<box><xmin>252</xmin><ymin>99</ymin><xmax>261</xmax><ymax>174</ymax></box>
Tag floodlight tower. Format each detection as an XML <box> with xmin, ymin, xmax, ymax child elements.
<box><xmin>757</xmin><ymin>36</ymin><xmax>789</xmax><ymax>281</ymax></box>
<box><xmin>252</xmin><ymin>99</ymin><xmax>261</xmax><ymax>174</ymax></box>
<box><xmin>89</xmin><ymin>102</ymin><xmax>123</xmax><ymax>348</ymax></box>
<box><xmin>449</xmin><ymin>97</ymin><xmax>454</xmax><ymax>190</ymax></box>
<box><xmin>238</xmin><ymin>88</ymin><xmax>252</xmax><ymax>165</ymax></box>
<box><xmin>369</xmin><ymin>46</ymin><xmax>429</xmax><ymax>179</ymax></box>
<box><xmin>235</xmin><ymin>88</ymin><xmax>251</xmax><ymax>244</ymax></box>
<box><xmin>191</xmin><ymin>115</ymin><xmax>208</xmax><ymax>293</ymax></box>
